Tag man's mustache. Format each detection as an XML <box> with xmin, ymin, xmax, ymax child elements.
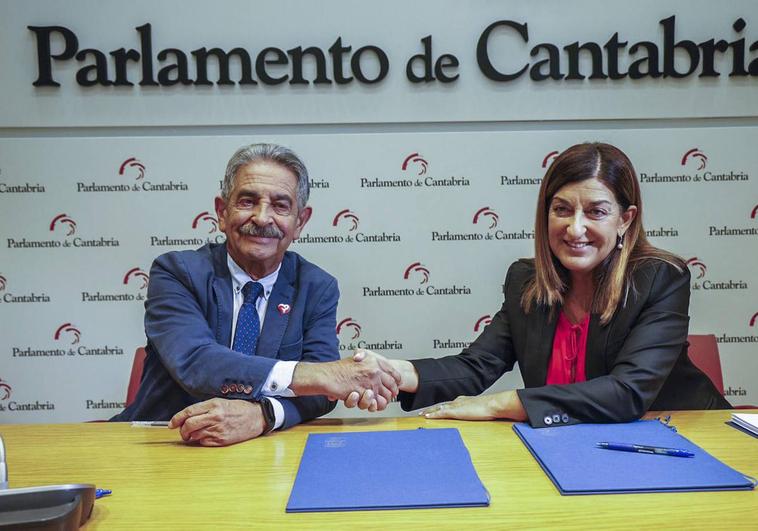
<box><xmin>238</xmin><ymin>223</ymin><xmax>284</xmax><ymax>239</ymax></box>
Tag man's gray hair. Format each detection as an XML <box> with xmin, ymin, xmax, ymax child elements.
<box><xmin>221</xmin><ymin>143</ymin><xmax>310</xmax><ymax>210</ymax></box>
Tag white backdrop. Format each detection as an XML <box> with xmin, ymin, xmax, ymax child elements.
<box><xmin>0</xmin><ymin>129</ymin><xmax>756</xmax><ymax>422</ymax></box>
<box><xmin>0</xmin><ymin>0</ymin><xmax>757</xmax><ymax>422</ymax></box>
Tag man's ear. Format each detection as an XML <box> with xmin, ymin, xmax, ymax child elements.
<box><xmin>214</xmin><ymin>196</ymin><xmax>227</xmax><ymax>233</ymax></box>
<box><xmin>294</xmin><ymin>206</ymin><xmax>312</xmax><ymax>239</ymax></box>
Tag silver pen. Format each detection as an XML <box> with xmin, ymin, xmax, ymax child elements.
<box><xmin>130</xmin><ymin>421</ymin><xmax>170</xmax><ymax>428</ymax></box>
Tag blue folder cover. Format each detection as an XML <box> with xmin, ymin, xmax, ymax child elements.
<box><xmin>286</xmin><ymin>428</ymin><xmax>490</xmax><ymax>512</ymax></box>
<box><xmin>513</xmin><ymin>419</ymin><xmax>755</xmax><ymax>495</ymax></box>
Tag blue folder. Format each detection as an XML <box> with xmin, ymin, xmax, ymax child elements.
<box><xmin>286</xmin><ymin>428</ymin><xmax>490</xmax><ymax>512</ymax></box>
<box><xmin>513</xmin><ymin>419</ymin><xmax>756</xmax><ymax>495</ymax></box>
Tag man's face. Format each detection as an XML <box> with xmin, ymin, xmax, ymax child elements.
<box><xmin>215</xmin><ymin>161</ymin><xmax>311</xmax><ymax>279</ymax></box>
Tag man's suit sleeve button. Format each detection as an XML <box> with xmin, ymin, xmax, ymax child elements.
<box><xmin>544</xmin><ymin>416</ymin><xmax>553</xmax><ymax>425</ymax></box>
<box><xmin>244</xmin><ymin>385</ymin><xmax>253</xmax><ymax>394</ymax></box>
<box><xmin>561</xmin><ymin>413</ymin><xmax>569</xmax><ymax>423</ymax></box>
<box><xmin>220</xmin><ymin>384</ymin><xmax>229</xmax><ymax>395</ymax></box>
<box><xmin>552</xmin><ymin>414</ymin><xmax>561</xmax><ymax>424</ymax></box>
<box><xmin>229</xmin><ymin>383</ymin><xmax>238</xmax><ymax>393</ymax></box>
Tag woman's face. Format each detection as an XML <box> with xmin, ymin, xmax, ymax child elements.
<box><xmin>547</xmin><ymin>177</ymin><xmax>636</xmax><ymax>279</ymax></box>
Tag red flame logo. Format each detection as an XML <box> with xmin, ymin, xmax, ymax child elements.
<box><xmin>123</xmin><ymin>267</ymin><xmax>150</xmax><ymax>290</ymax></box>
<box><xmin>685</xmin><ymin>257</ymin><xmax>707</xmax><ymax>280</ymax></box>
<box><xmin>0</xmin><ymin>379</ymin><xmax>11</xmax><ymax>401</ymax></box>
<box><xmin>54</xmin><ymin>323</ymin><xmax>81</xmax><ymax>345</ymax></box>
<box><xmin>401</xmin><ymin>152</ymin><xmax>428</xmax><ymax>176</ymax></box>
<box><xmin>192</xmin><ymin>211</ymin><xmax>218</xmax><ymax>233</ymax></box>
<box><xmin>336</xmin><ymin>317</ymin><xmax>362</xmax><ymax>340</ymax></box>
<box><xmin>332</xmin><ymin>209</ymin><xmax>359</xmax><ymax>231</ymax></box>
<box><xmin>119</xmin><ymin>157</ymin><xmax>146</xmax><ymax>180</ymax></box>
<box><xmin>542</xmin><ymin>150</ymin><xmax>560</xmax><ymax>168</ymax></box>
<box><xmin>680</xmin><ymin>148</ymin><xmax>708</xmax><ymax>171</ymax></box>
<box><xmin>49</xmin><ymin>213</ymin><xmax>77</xmax><ymax>236</ymax></box>
<box><xmin>473</xmin><ymin>207</ymin><xmax>499</xmax><ymax>229</ymax></box>
<box><xmin>474</xmin><ymin>315</ymin><xmax>492</xmax><ymax>332</ymax></box>
<box><xmin>403</xmin><ymin>262</ymin><xmax>430</xmax><ymax>284</ymax></box>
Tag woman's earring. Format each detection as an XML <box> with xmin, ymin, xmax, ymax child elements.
<box><xmin>616</xmin><ymin>233</ymin><xmax>624</xmax><ymax>250</ymax></box>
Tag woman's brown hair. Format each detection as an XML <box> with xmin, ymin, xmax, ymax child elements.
<box><xmin>521</xmin><ymin>142</ymin><xmax>684</xmax><ymax>324</ymax></box>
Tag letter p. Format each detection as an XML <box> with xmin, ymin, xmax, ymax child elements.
<box><xmin>28</xmin><ymin>26</ymin><xmax>79</xmax><ymax>87</ymax></box>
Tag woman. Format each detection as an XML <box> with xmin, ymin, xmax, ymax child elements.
<box><xmin>350</xmin><ymin>142</ymin><xmax>730</xmax><ymax>427</ymax></box>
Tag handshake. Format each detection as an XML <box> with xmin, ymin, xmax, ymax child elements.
<box><xmin>291</xmin><ymin>349</ymin><xmax>419</xmax><ymax>411</ymax></box>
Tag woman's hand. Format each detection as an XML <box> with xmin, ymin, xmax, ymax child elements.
<box><xmin>420</xmin><ymin>390</ymin><xmax>528</xmax><ymax>421</ymax></box>
<box><xmin>342</xmin><ymin>350</ymin><xmax>421</xmax><ymax>411</ymax></box>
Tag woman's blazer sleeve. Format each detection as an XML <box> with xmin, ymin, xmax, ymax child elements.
<box><xmin>518</xmin><ymin>261</ymin><xmax>691</xmax><ymax>427</ymax></box>
<box><xmin>399</xmin><ymin>262</ymin><xmax>524</xmax><ymax>411</ymax></box>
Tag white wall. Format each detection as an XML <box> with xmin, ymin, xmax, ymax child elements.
<box><xmin>0</xmin><ymin>0</ymin><xmax>756</xmax><ymax>422</ymax></box>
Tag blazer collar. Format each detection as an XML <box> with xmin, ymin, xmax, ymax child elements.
<box><xmin>211</xmin><ymin>244</ymin><xmax>234</xmax><ymax>347</ymax></box>
<box><xmin>525</xmin><ymin>303</ymin><xmax>558</xmax><ymax>387</ymax></box>
<box><xmin>257</xmin><ymin>252</ymin><xmax>296</xmax><ymax>358</ymax></box>
<box><xmin>585</xmin><ymin>314</ymin><xmax>610</xmax><ymax>379</ymax></box>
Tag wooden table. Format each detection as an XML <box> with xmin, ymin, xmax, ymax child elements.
<box><xmin>1</xmin><ymin>410</ymin><xmax>756</xmax><ymax>530</ymax></box>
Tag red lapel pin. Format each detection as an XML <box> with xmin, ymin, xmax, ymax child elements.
<box><xmin>277</xmin><ymin>303</ymin><xmax>291</xmax><ymax>315</ymax></box>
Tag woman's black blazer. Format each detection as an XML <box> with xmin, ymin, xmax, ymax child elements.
<box><xmin>400</xmin><ymin>259</ymin><xmax>730</xmax><ymax>427</ymax></box>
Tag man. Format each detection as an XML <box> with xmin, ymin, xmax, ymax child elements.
<box><xmin>113</xmin><ymin>143</ymin><xmax>399</xmax><ymax>446</ymax></box>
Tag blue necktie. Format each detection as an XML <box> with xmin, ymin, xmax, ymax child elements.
<box><xmin>232</xmin><ymin>281</ymin><xmax>264</xmax><ymax>355</ymax></box>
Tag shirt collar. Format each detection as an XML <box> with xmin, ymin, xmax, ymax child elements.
<box><xmin>227</xmin><ymin>254</ymin><xmax>280</xmax><ymax>301</ymax></box>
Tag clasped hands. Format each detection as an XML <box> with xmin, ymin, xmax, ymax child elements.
<box><xmin>337</xmin><ymin>349</ymin><xmax>526</xmax><ymax>422</ymax></box>
<box><xmin>339</xmin><ymin>349</ymin><xmax>410</xmax><ymax>411</ymax></box>
<box><xmin>290</xmin><ymin>348</ymin><xmax>412</xmax><ymax>412</ymax></box>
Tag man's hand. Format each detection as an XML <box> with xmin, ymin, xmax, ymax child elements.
<box><xmin>168</xmin><ymin>398</ymin><xmax>266</xmax><ymax>446</ymax></box>
<box><xmin>290</xmin><ymin>351</ymin><xmax>402</xmax><ymax>410</ymax></box>
<box><xmin>343</xmin><ymin>350</ymin><xmax>420</xmax><ymax>411</ymax></box>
